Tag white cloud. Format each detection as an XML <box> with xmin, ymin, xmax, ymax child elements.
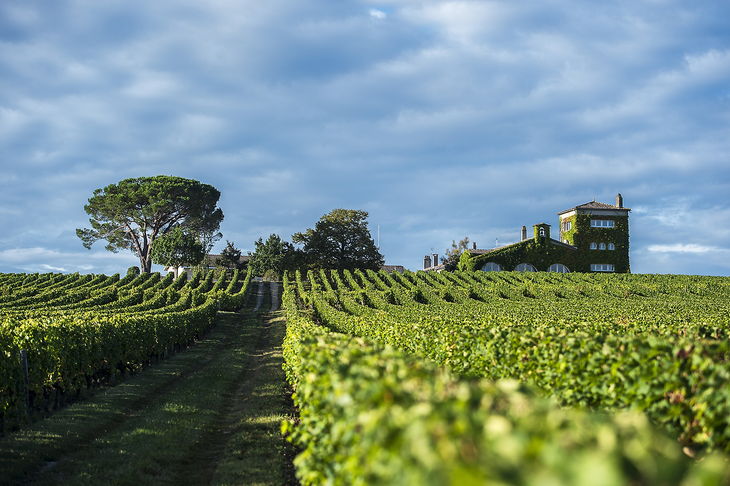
<box><xmin>0</xmin><ymin>0</ymin><xmax>729</xmax><ymax>274</ymax></box>
<box><xmin>0</xmin><ymin>247</ymin><xmax>155</xmax><ymax>275</ymax></box>
<box><xmin>369</xmin><ymin>9</ymin><xmax>386</xmax><ymax>19</ymax></box>
<box><xmin>647</xmin><ymin>244</ymin><xmax>726</xmax><ymax>254</ymax></box>
<box><xmin>122</xmin><ymin>72</ymin><xmax>183</xmax><ymax>99</ymax></box>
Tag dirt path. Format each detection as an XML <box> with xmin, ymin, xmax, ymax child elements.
<box><xmin>0</xmin><ymin>282</ymin><xmax>293</xmax><ymax>485</ymax></box>
<box><xmin>270</xmin><ymin>281</ymin><xmax>280</xmax><ymax>312</ymax></box>
<box><xmin>253</xmin><ymin>280</ymin><xmax>267</xmax><ymax>312</ymax></box>
<box><xmin>171</xmin><ymin>282</ymin><xmax>285</xmax><ymax>485</ymax></box>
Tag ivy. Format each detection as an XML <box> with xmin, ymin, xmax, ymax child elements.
<box><xmin>465</xmin><ymin>214</ymin><xmax>630</xmax><ymax>273</ymax></box>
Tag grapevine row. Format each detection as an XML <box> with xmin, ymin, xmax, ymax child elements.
<box><xmin>0</xmin><ymin>267</ymin><xmax>252</xmax><ymax>418</ymax></box>
<box><xmin>281</xmin><ymin>273</ymin><xmax>728</xmax><ymax>484</ymax></box>
<box><xmin>301</xmin><ymin>269</ymin><xmax>730</xmax><ymax>452</ymax></box>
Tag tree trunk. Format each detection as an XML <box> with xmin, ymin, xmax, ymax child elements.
<box><xmin>141</xmin><ymin>253</ymin><xmax>153</xmax><ymax>273</ymax></box>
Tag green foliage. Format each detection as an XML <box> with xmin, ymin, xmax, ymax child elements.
<box><xmin>458</xmin><ymin>250</ymin><xmax>475</xmax><ymax>271</ymax></box>
<box><xmin>296</xmin><ymin>269</ymin><xmax>730</xmax><ymax>454</ymax></box>
<box><xmin>1</xmin><ymin>293</ymin><xmax>218</xmax><ymax>415</ymax></box>
<box><xmin>0</xmin><ymin>266</ymin><xmax>255</xmax><ymax>417</ymax></box>
<box><xmin>215</xmin><ymin>240</ymin><xmax>247</xmax><ymax>271</ymax></box>
<box><xmin>248</xmin><ymin>234</ymin><xmax>292</xmax><ymax>277</ymax></box>
<box><xmin>218</xmin><ymin>266</ymin><xmax>253</xmax><ymax>311</ymax></box>
<box><xmin>127</xmin><ymin>266</ymin><xmax>141</xmax><ymax>277</ymax></box>
<box><xmin>466</xmin><ymin>214</ymin><xmax>630</xmax><ymax>273</ymax></box>
<box><xmin>442</xmin><ymin>236</ymin><xmax>470</xmax><ymax>271</ymax></box>
<box><xmin>292</xmin><ymin>209</ymin><xmax>384</xmax><ymax>271</ymax></box>
<box><xmin>280</xmin><ymin>274</ymin><xmax>730</xmax><ymax>485</ymax></box>
<box><xmin>76</xmin><ymin>175</ymin><xmax>224</xmax><ymax>273</ymax></box>
<box><xmin>150</xmin><ymin>226</ymin><xmax>205</xmax><ymax>269</ymax></box>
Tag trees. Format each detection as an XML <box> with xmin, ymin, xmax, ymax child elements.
<box><xmin>77</xmin><ymin>176</ymin><xmax>224</xmax><ymax>273</ymax></box>
<box><xmin>442</xmin><ymin>236</ymin><xmax>470</xmax><ymax>271</ymax></box>
<box><xmin>292</xmin><ymin>209</ymin><xmax>384</xmax><ymax>271</ymax></box>
<box><xmin>215</xmin><ymin>240</ymin><xmax>247</xmax><ymax>270</ymax></box>
<box><xmin>150</xmin><ymin>226</ymin><xmax>205</xmax><ymax>276</ymax></box>
<box><xmin>248</xmin><ymin>234</ymin><xmax>294</xmax><ymax>280</ymax></box>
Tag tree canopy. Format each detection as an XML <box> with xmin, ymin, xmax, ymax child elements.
<box><xmin>150</xmin><ymin>226</ymin><xmax>205</xmax><ymax>271</ymax></box>
<box><xmin>77</xmin><ymin>176</ymin><xmax>224</xmax><ymax>273</ymax></box>
<box><xmin>442</xmin><ymin>236</ymin><xmax>470</xmax><ymax>271</ymax></box>
<box><xmin>215</xmin><ymin>240</ymin><xmax>247</xmax><ymax>270</ymax></box>
<box><xmin>248</xmin><ymin>234</ymin><xmax>294</xmax><ymax>279</ymax></box>
<box><xmin>292</xmin><ymin>209</ymin><xmax>384</xmax><ymax>271</ymax></box>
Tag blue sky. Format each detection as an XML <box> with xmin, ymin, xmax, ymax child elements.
<box><xmin>1</xmin><ymin>0</ymin><xmax>729</xmax><ymax>275</ymax></box>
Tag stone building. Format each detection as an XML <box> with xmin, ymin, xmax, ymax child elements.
<box><xmin>427</xmin><ymin>194</ymin><xmax>630</xmax><ymax>273</ymax></box>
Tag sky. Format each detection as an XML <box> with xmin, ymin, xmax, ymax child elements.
<box><xmin>1</xmin><ymin>0</ymin><xmax>729</xmax><ymax>276</ymax></box>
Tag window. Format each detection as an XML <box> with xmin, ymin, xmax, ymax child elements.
<box><xmin>514</xmin><ymin>263</ymin><xmax>537</xmax><ymax>272</ymax></box>
<box><xmin>608</xmin><ymin>243</ymin><xmax>615</xmax><ymax>250</ymax></box>
<box><xmin>599</xmin><ymin>243</ymin><xmax>606</xmax><ymax>250</ymax></box>
<box><xmin>548</xmin><ymin>263</ymin><xmax>570</xmax><ymax>273</ymax></box>
<box><xmin>590</xmin><ymin>220</ymin><xmax>615</xmax><ymax>228</ymax></box>
<box><xmin>591</xmin><ymin>264</ymin><xmax>615</xmax><ymax>272</ymax></box>
<box><xmin>590</xmin><ymin>242</ymin><xmax>597</xmax><ymax>250</ymax></box>
<box><xmin>480</xmin><ymin>262</ymin><xmax>502</xmax><ymax>272</ymax></box>
<box><xmin>562</xmin><ymin>221</ymin><xmax>572</xmax><ymax>232</ymax></box>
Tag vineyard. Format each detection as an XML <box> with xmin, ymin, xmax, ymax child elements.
<box><xmin>2</xmin><ymin>266</ymin><xmax>730</xmax><ymax>484</ymax></box>
<box><xmin>0</xmin><ymin>268</ymin><xmax>252</xmax><ymax>427</ymax></box>
<box><xmin>282</xmin><ymin>269</ymin><xmax>730</xmax><ymax>485</ymax></box>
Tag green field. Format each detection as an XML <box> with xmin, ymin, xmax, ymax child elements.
<box><xmin>2</xmin><ymin>269</ymin><xmax>730</xmax><ymax>484</ymax></box>
<box><xmin>0</xmin><ymin>271</ymin><xmax>299</xmax><ymax>485</ymax></box>
<box><xmin>283</xmin><ymin>269</ymin><xmax>730</xmax><ymax>485</ymax></box>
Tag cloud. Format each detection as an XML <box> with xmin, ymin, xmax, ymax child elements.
<box><xmin>0</xmin><ymin>247</ymin><xmax>141</xmax><ymax>275</ymax></box>
<box><xmin>647</xmin><ymin>244</ymin><xmax>726</xmax><ymax>254</ymax></box>
<box><xmin>0</xmin><ymin>0</ymin><xmax>729</xmax><ymax>275</ymax></box>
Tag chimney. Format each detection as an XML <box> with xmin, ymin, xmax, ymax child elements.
<box><xmin>616</xmin><ymin>193</ymin><xmax>623</xmax><ymax>208</ymax></box>
<box><xmin>521</xmin><ymin>225</ymin><xmax>527</xmax><ymax>241</ymax></box>
<box><xmin>472</xmin><ymin>242</ymin><xmax>477</xmax><ymax>250</ymax></box>
<box><xmin>432</xmin><ymin>253</ymin><xmax>438</xmax><ymax>266</ymax></box>
<box><xmin>423</xmin><ymin>255</ymin><xmax>431</xmax><ymax>270</ymax></box>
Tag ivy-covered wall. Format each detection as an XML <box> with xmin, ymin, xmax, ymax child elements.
<box><xmin>462</xmin><ymin>214</ymin><xmax>630</xmax><ymax>273</ymax></box>
<box><xmin>573</xmin><ymin>214</ymin><xmax>630</xmax><ymax>273</ymax></box>
<box><xmin>559</xmin><ymin>215</ymin><xmax>577</xmax><ymax>245</ymax></box>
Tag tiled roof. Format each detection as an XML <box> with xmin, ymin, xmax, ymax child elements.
<box><xmin>558</xmin><ymin>200</ymin><xmax>631</xmax><ymax>214</ymax></box>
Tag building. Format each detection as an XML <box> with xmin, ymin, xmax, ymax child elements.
<box><xmin>165</xmin><ymin>254</ymin><xmax>249</xmax><ymax>279</ymax></box>
<box><xmin>426</xmin><ymin>194</ymin><xmax>630</xmax><ymax>273</ymax></box>
<box><xmin>422</xmin><ymin>254</ymin><xmax>446</xmax><ymax>273</ymax></box>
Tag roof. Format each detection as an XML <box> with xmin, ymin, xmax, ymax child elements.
<box><xmin>422</xmin><ymin>263</ymin><xmax>446</xmax><ymax>272</ymax></box>
<box><xmin>204</xmin><ymin>254</ymin><xmax>249</xmax><ymax>266</ymax></box>
<box><xmin>558</xmin><ymin>200</ymin><xmax>631</xmax><ymax>215</ymax></box>
<box><xmin>380</xmin><ymin>264</ymin><xmax>405</xmax><ymax>274</ymax></box>
<box><xmin>468</xmin><ymin>248</ymin><xmax>497</xmax><ymax>255</ymax></box>
<box><xmin>467</xmin><ymin>237</ymin><xmax>576</xmax><ymax>256</ymax></box>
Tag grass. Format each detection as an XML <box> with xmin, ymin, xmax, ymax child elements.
<box><xmin>0</xmin><ymin>282</ymin><xmax>298</xmax><ymax>485</ymax></box>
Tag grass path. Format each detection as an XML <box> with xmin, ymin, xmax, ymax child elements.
<box><xmin>0</xmin><ymin>281</ymin><xmax>297</xmax><ymax>485</ymax></box>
